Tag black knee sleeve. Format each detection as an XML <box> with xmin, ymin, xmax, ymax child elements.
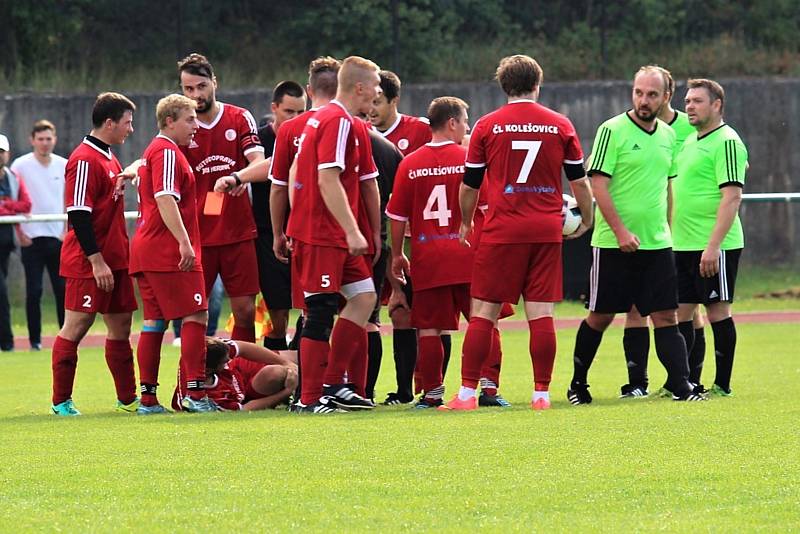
<box><xmin>302</xmin><ymin>293</ymin><xmax>339</xmax><ymax>342</ymax></box>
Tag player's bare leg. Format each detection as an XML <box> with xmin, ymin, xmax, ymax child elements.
<box><xmin>621</xmin><ymin>305</ymin><xmax>650</xmax><ymax>396</ymax></box>
<box><xmin>230</xmin><ymin>294</ymin><xmax>256</xmax><ymax>342</ymax></box>
<box><xmin>245</xmin><ymin>365</ymin><xmax>293</xmax><ymax>409</ymax></box>
<box><xmin>264</xmin><ymin>308</ymin><xmax>289</xmax><ymax>350</ymax></box>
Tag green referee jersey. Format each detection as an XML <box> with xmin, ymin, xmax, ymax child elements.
<box><xmin>668</xmin><ymin>110</ymin><xmax>694</xmax><ymax>146</ymax></box>
<box><xmin>672</xmin><ymin>123</ymin><xmax>748</xmax><ymax>251</ymax></box>
<box><xmin>588</xmin><ymin>111</ymin><xmax>676</xmax><ymax>249</ymax></box>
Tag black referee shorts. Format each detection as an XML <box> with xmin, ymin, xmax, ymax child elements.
<box><xmin>675</xmin><ymin>248</ymin><xmax>741</xmax><ymax>305</ymax></box>
<box><xmin>255</xmin><ymin>232</ymin><xmax>292</xmax><ymax>311</ymax></box>
<box><xmin>587</xmin><ymin>247</ymin><xmax>678</xmax><ymax>316</ymax></box>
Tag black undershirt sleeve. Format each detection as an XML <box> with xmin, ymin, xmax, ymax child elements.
<box><xmin>67</xmin><ymin>210</ymin><xmax>100</xmax><ymax>257</ymax></box>
<box><xmin>564</xmin><ymin>162</ymin><xmax>587</xmax><ymax>181</ymax></box>
<box><xmin>463</xmin><ymin>166</ymin><xmax>486</xmax><ymax>189</ymax></box>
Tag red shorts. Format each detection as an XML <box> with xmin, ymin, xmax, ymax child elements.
<box><xmin>229</xmin><ymin>357</ymin><xmax>268</xmax><ymax>401</ymax></box>
<box><xmin>472</xmin><ymin>242</ymin><xmax>563</xmax><ymax>303</ymax></box>
<box><xmin>135</xmin><ymin>271</ymin><xmax>207</xmax><ymax>320</ymax></box>
<box><xmin>64</xmin><ymin>271</ymin><xmax>137</xmax><ymax>314</ymax></box>
<box><xmin>202</xmin><ymin>240</ymin><xmax>259</xmax><ymax>297</ymax></box>
<box><xmin>412</xmin><ymin>284</ymin><xmax>471</xmax><ymax>330</ymax></box>
<box><xmin>293</xmin><ymin>240</ymin><xmax>372</xmax><ymax>296</ymax></box>
<box><xmin>499</xmin><ymin>302</ymin><xmax>515</xmax><ymax>319</ymax></box>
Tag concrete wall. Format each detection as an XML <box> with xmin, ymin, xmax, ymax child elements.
<box><xmin>1</xmin><ymin>79</ymin><xmax>797</xmax><ymax>301</ymax></box>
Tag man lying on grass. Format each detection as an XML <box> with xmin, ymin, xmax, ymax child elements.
<box><xmin>173</xmin><ymin>337</ymin><xmax>298</xmax><ymax>411</ymax></box>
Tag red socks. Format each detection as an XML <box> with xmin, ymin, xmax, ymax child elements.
<box><xmin>324</xmin><ymin>317</ymin><xmax>363</xmax><ymax>386</ymax></box>
<box><xmin>461</xmin><ymin>317</ymin><xmax>494</xmax><ymax>389</ymax></box>
<box><xmin>300</xmin><ymin>338</ymin><xmax>329</xmax><ymax>405</ymax></box>
<box><xmin>418</xmin><ymin>335</ymin><xmax>444</xmax><ymax>393</ymax></box>
<box><xmin>105</xmin><ymin>339</ymin><xmax>137</xmax><ymax>405</ymax></box>
<box><xmin>52</xmin><ymin>336</ymin><xmax>79</xmax><ymax>405</ymax></box>
<box><xmin>346</xmin><ymin>326</ymin><xmax>368</xmax><ymax>396</ymax></box>
<box><xmin>530</xmin><ymin>317</ymin><xmax>557</xmax><ymax>391</ymax></box>
<box><xmin>137</xmin><ymin>331</ymin><xmax>164</xmax><ymax>406</ymax></box>
<box><xmin>231</xmin><ymin>324</ymin><xmax>256</xmax><ymax>343</ymax></box>
<box><xmin>181</xmin><ymin>321</ymin><xmax>207</xmax><ymax>399</ymax></box>
<box><xmin>480</xmin><ymin>328</ymin><xmax>503</xmax><ymax>395</ymax></box>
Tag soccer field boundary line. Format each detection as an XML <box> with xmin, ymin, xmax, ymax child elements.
<box><xmin>14</xmin><ymin>310</ymin><xmax>800</xmax><ymax>349</ymax></box>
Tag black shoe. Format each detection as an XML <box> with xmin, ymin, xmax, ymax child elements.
<box><xmin>672</xmin><ymin>385</ymin><xmax>708</xmax><ymax>402</ymax></box>
<box><xmin>289</xmin><ymin>396</ymin><xmax>340</xmax><ymax>414</ymax></box>
<box><xmin>619</xmin><ymin>384</ymin><xmax>649</xmax><ymax>399</ymax></box>
<box><xmin>323</xmin><ymin>384</ymin><xmax>375</xmax><ymax>410</ymax></box>
<box><xmin>478</xmin><ymin>392</ymin><xmax>512</xmax><ymax>407</ymax></box>
<box><xmin>413</xmin><ymin>396</ymin><xmax>443</xmax><ymax>409</ymax></box>
<box><xmin>30</xmin><ymin>343</ymin><xmax>42</xmax><ymax>351</ymax></box>
<box><xmin>382</xmin><ymin>392</ymin><xmax>413</xmax><ymax>405</ymax></box>
<box><xmin>567</xmin><ymin>384</ymin><xmax>593</xmax><ymax>405</ymax></box>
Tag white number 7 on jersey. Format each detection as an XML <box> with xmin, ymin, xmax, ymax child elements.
<box><xmin>422</xmin><ymin>184</ymin><xmax>452</xmax><ymax>227</ymax></box>
<box><xmin>512</xmin><ymin>140</ymin><xmax>542</xmax><ymax>183</ymax></box>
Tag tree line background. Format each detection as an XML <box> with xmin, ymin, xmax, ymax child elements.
<box><xmin>1</xmin><ymin>0</ymin><xmax>798</xmax><ymax>92</ymax></box>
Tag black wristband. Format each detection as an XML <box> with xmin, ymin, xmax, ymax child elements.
<box><xmin>232</xmin><ymin>172</ymin><xmax>242</xmax><ymax>186</ymax></box>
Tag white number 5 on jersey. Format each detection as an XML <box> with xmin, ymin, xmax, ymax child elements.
<box><xmin>512</xmin><ymin>140</ymin><xmax>542</xmax><ymax>183</ymax></box>
<box><xmin>422</xmin><ymin>184</ymin><xmax>452</xmax><ymax>227</ymax></box>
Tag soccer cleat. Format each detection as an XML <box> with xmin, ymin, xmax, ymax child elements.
<box><xmin>531</xmin><ymin>397</ymin><xmax>552</xmax><ymax>411</ymax></box>
<box><xmin>382</xmin><ymin>392</ymin><xmax>413</xmax><ymax>405</ymax></box>
<box><xmin>31</xmin><ymin>343</ymin><xmax>42</xmax><ymax>351</ymax></box>
<box><xmin>437</xmin><ymin>395</ymin><xmax>477</xmax><ymax>411</ymax></box>
<box><xmin>51</xmin><ymin>399</ymin><xmax>81</xmax><ymax>416</ymax></box>
<box><xmin>414</xmin><ymin>396</ymin><xmax>443</xmax><ymax>409</ymax></box>
<box><xmin>289</xmin><ymin>397</ymin><xmax>340</xmax><ymax>414</ymax></box>
<box><xmin>619</xmin><ymin>384</ymin><xmax>649</xmax><ymax>399</ymax></box>
<box><xmin>323</xmin><ymin>384</ymin><xmax>375</xmax><ymax>410</ymax></box>
<box><xmin>172</xmin><ymin>337</ymin><xmax>182</xmax><ymax>347</ymax></box>
<box><xmin>567</xmin><ymin>384</ymin><xmax>592</xmax><ymax>405</ymax></box>
<box><xmin>478</xmin><ymin>391</ymin><xmax>512</xmax><ymax>407</ymax></box>
<box><xmin>672</xmin><ymin>385</ymin><xmax>708</xmax><ymax>402</ymax></box>
<box><xmin>708</xmin><ymin>384</ymin><xmax>733</xmax><ymax>397</ymax></box>
<box><xmin>115</xmin><ymin>397</ymin><xmax>140</xmax><ymax>413</ymax></box>
<box><xmin>137</xmin><ymin>403</ymin><xmax>170</xmax><ymax>415</ymax></box>
<box><xmin>181</xmin><ymin>395</ymin><xmax>219</xmax><ymax>413</ymax></box>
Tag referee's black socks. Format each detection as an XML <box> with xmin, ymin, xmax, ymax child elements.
<box><xmin>677</xmin><ymin>320</ymin><xmax>701</xmax><ymax>384</ymax></box>
<box><xmin>393</xmin><ymin>329</ymin><xmax>417</xmax><ymax>402</ymax></box>
<box><xmin>622</xmin><ymin>327</ymin><xmax>650</xmax><ymax>388</ymax></box>
<box><xmin>366</xmin><ymin>330</ymin><xmax>382</xmax><ymax>400</ymax></box>
<box><xmin>711</xmin><ymin>317</ymin><xmax>736</xmax><ymax>392</ymax></box>
<box><xmin>440</xmin><ymin>333</ymin><xmax>452</xmax><ymax>377</ymax></box>
<box><xmin>653</xmin><ymin>324</ymin><xmax>691</xmax><ymax>394</ymax></box>
<box><xmin>571</xmin><ymin>320</ymin><xmax>604</xmax><ymax>388</ymax></box>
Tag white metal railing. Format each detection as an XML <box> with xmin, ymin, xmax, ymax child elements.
<box><xmin>0</xmin><ymin>193</ymin><xmax>798</xmax><ymax>224</ymax></box>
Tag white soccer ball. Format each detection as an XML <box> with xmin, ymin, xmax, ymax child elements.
<box><xmin>562</xmin><ymin>194</ymin><xmax>582</xmax><ymax>236</ymax></box>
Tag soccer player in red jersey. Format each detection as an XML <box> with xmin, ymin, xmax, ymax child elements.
<box><xmin>385</xmin><ymin>97</ymin><xmax>474</xmax><ymax>408</ymax></box>
<box><xmin>369</xmin><ymin>70</ymin><xmax>432</xmax><ymax>156</ymax></box>
<box><xmin>203</xmin><ymin>337</ymin><xmax>298</xmax><ymax>411</ymax></box>
<box><xmin>178</xmin><ymin>53</ymin><xmax>264</xmax><ymax>343</ymax></box>
<box><xmin>129</xmin><ymin>95</ymin><xmax>216</xmax><ymax>413</ymax></box>
<box><xmin>50</xmin><ymin>93</ymin><xmax>139</xmax><ymax>416</ymax></box>
<box><xmin>442</xmin><ymin>55</ymin><xmax>594</xmax><ymax>411</ymax></box>
<box><xmin>285</xmin><ymin>56</ymin><xmax>382</xmax><ymax>413</ymax></box>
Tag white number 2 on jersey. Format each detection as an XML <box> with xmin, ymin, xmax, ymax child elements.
<box><xmin>512</xmin><ymin>140</ymin><xmax>543</xmax><ymax>183</ymax></box>
<box><xmin>422</xmin><ymin>184</ymin><xmax>452</xmax><ymax>227</ymax></box>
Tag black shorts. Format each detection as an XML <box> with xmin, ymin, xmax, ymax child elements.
<box><xmin>587</xmin><ymin>247</ymin><xmax>678</xmax><ymax>316</ymax></box>
<box><xmin>675</xmin><ymin>249</ymin><xmax>741</xmax><ymax>305</ymax></box>
<box><xmin>255</xmin><ymin>232</ymin><xmax>292</xmax><ymax>310</ymax></box>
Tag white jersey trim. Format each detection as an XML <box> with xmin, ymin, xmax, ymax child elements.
<box><xmin>244</xmin><ymin>145</ymin><xmax>266</xmax><ymax>156</ymax></box>
<box><xmin>198</xmin><ymin>102</ymin><xmax>225</xmax><ymax>130</ymax></box>
<box><xmin>156</xmin><ymin>133</ymin><xmax>178</xmax><ymax>147</ymax></box>
<box><xmin>318</xmin><ymin>162</ymin><xmax>345</xmax><ymax>171</ymax></box>
<box><xmin>564</xmin><ymin>158</ymin><xmax>584</xmax><ymax>165</ymax></box>
<box><xmin>379</xmin><ymin>114</ymin><xmax>402</xmax><ymax>138</ymax></box>
<box><xmin>359</xmin><ymin>170</ymin><xmax>379</xmax><ymax>181</ymax></box>
<box><xmin>269</xmin><ymin>177</ymin><xmax>289</xmax><ymax>186</ymax></box>
<box><xmin>81</xmin><ymin>139</ymin><xmax>113</xmax><ymax>160</ymax></box>
<box><xmin>72</xmin><ymin>160</ymin><xmax>90</xmax><ymax>208</ymax></box>
<box><xmin>507</xmin><ymin>99</ymin><xmax>537</xmax><ymax>105</ymax></box>
<box><xmin>465</xmin><ymin>161</ymin><xmax>486</xmax><ymax>168</ymax></box>
<box><xmin>66</xmin><ymin>206</ymin><xmax>92</xmax><ymax>213</ymax></box>
<box><xmin>426</xmin><ymin>140</ymin><xmax>455</xmax><ymax>147</ymax></box>
<box><xmin>385</xmin><ymin>210</ymin><xmax>408</xmax><ymax>222</ymax></box>
<box><xmin>154</xmin><ymin>190</ymin><xmax>181</xmax><ymax>201</ymax></box>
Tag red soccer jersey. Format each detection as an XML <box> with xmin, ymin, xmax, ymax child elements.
<box><xmin>130</xmin><ymin>135</ymin><xmax>202</xmax><ymax>274</ymax></box>
<box><xmin>466</xmin><ymin>100</ymin><xmax>584</xmax><ymax>244</ymax></box>
<box><xmin>268</xmin><ymin>109</ymin><xmax>317</xmax><ymax>186</ymax></box>
<box><xmin>353</xmin><ymin>118</ymin><xmax>380</xmax><ymax>255</ymax></box>
<box><xmin>286</xmin><ymin>100</ymin><xmax>366</xmax><ymax>249</ymax></box>
<box><xmin>385</xmin><ymin>141</ymin><xmax>475</xmax><ymax>290</ymax></box>
<box><xmin>61</xmin><ymin>138</ymin><xmax>129</xmax><ymax>278</ymax></box>
<box><xmin>181</xmin><ymin>102</ymin><xmax>263</xmax><ymax>247</ymax></box>
<box><xmin>378</xmin><ymin>114</ymin><xmax>432</xmax><ymax>156</ymax></box>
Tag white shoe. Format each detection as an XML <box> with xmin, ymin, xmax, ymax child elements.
<box><xmin>172</xmin><ymin>337</ymin><xmax>182</xmax><ymax>347</ymax></box>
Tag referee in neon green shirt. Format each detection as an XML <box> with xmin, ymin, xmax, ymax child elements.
<box><xmin>672</xmin><ymin>79</ymin><xmax>747</xmax><ymax>397</ymax></box>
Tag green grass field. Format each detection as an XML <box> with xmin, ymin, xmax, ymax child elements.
<box><xmin>2</xmin><ymin>321</ymin><xmax>799</xmax><ymax>531</ymax></box>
